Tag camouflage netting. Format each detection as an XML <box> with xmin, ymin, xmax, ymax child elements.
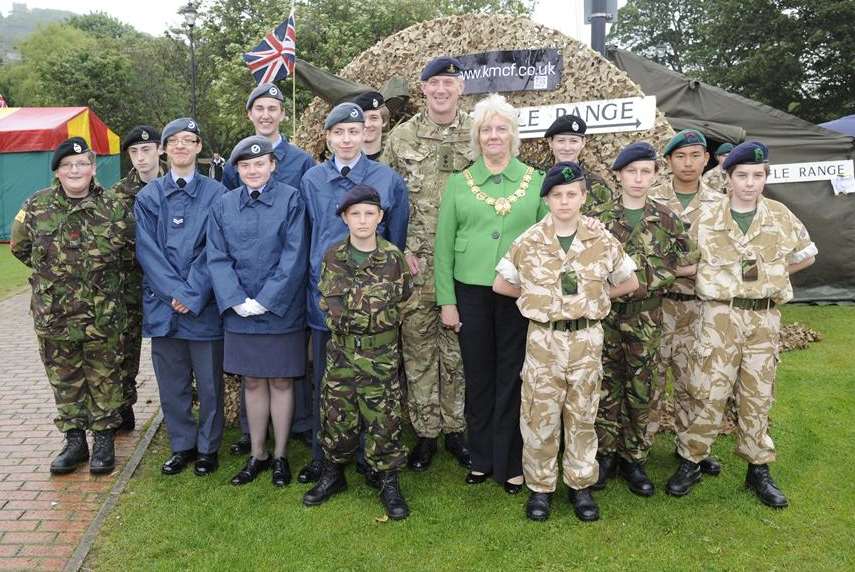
<box><xmin>294</xmin><ymin>14</ymin><xmax>676</xmax><ymax>187</ymax></box>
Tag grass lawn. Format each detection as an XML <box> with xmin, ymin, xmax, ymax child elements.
<box><xmin>0</xmin><ymin>244</ymin><xmax>30</xmax><ymax>300</ymax></box>
<box><xmin>87</xmin><ymin>305</ymin><xmax>853</xmax><ymax>571</ymax></box>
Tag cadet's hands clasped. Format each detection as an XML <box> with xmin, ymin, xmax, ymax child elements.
<box><xmin>232</xmin><ymin>298</ymin><xmax>268</xmax><ymax>317</ymax></box>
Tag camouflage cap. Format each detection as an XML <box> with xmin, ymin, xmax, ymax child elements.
<box><xmin>544</xmin><ymin>114</ymin><xmax>587</xmax><ymax>139</ymax></box>
<box><xmin>722</xmin><ymin>141</ymin><xmax>769</xmax><ymax>171</ymax></box>
<box><xmin>51</xmin><ymin>137</ymin><xmax>90</xmax><ymax>171</ymax></box>
<box><xmin>324</xmin><ymin>102</ymin><xmax>364</xmax><ymax>130</ymax></box>
<box><xmin>663</xmin><ymin>129</ymin><xmax>707</xmax><ymax>156</ymax></box>
<box><xmin>228</xmin><ymin>135</ymin><xmax>274</xmax><ymax>165</ymax></box>
<box><xmin>336</xmin><ymin>184</ymin><xmax>382</xmax><ymax>215</ymax></box>
<box><xmin>541</xmin><ymin>161</ymin><xmax>585</xmax><ymax>197</ymax></box>
<box><xmin>246</xmin><ymin>82</ymin><xmax>284</xmax><ymax>110</ymax></box>
<box><xmin>161</xmin><ymin>117</ymin><xmax>200</xmax><ymax>145</ymax></box>
<box><xmin>612</xmin><ymin>141</ymin><xmax>657</xmax><ymax>171</ymax></box>
<box><xmin>347</xmin><ymin>90</ymin><xmax>385</xmax><ymax>112</ymax></box>
<box><xmin>121</xmin><ymin>125</ymin><xmax>161</xmax><ymax>152</ymax></box>
<box><xmin>420</xmin><ymin>56</ymin><xmax>464</xmax><ymax>81</ymax></box>
<box><xmin>715</xmin><ymin>142</ymin><xmax>735</xmax><ymax>157</ymax></box>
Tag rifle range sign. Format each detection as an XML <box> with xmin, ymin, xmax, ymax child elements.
<box><xmin>517</xmin><ymin>96</ymin><xmax>657</xmax><ymax>139</ymax></box>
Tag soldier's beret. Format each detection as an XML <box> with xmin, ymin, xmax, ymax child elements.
<box><xmin>663</xmin><ymin>129</ymin><xmax>707</xmax><ymax>156</ymax></box>
<box><xmin>121</xmin><ymin>125</ymin><xmax>161</xmax><ymax>152</ymax></box>
<box><xmin>348</xmin><ymin>91</ymin><xmax>385</xmax><ymax>112</ymax></box>
<box><xmin>541</xmin><ymin>161</ymin><xmax>585</xmax><ymax>197</ymax></box>
<box><xmin>228</xmin><ymin>135</ymin><xmax>274</xmax><ymax>166</ymax></box>
<box><xmin>715</xmin><ymin>142</ymin><xmax>735</xmax><ymax>157</ymax></box>
<box><xmin>544</xmin><ymin>114</ymin><xmax>587</xmax><ymax>139</ymax></box>
<box><xmin>161</xmin><ymin>117</ymin><xmax>201</xmax><ymax>145</ymax></box>
<box><xmin>336</xmin><ymin>184</ymin><xmax>382</xmax><ymax>215</ymax></box>
<box><xmin>420</xmin><ymin>56</ymin><xmax>464</xmax><ymax>81</ymax></box>
<box><xmin>612</xmin><ymin>141</ymin><xmax>657</xmax><ymax>171</ymax></box>
<box><xmin>722</xmin><ymin>141</ymin><xmax>769</xmax><ymax>171</ymax></box>
<box><xmin>324</xmin><ymin>103</ymin><xmax>364</xmax><ymax>130</ymax></box>
<box><xmin>51</xmin><ymin>137</ymin><xmax>90</xmax><ymax>171</ymax></box>
<box><xmin>246</xmin><ymin>82</ymin><xmax>284</xmax><ymax>110</ymax></box>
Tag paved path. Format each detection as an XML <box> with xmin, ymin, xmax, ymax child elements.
<box><xmin>0</xmin><ymin>292</ymin><xmax>160</xmax><ymax>571</ymax></box>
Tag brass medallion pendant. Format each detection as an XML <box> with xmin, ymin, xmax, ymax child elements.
<box><xmin>463</xmin><ymin>167</ymin><xmax>534</xmax><ymax>216</ymax></box>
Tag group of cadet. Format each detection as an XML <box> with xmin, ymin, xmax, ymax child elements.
<box><xmin>10</xmin><ymin>55</ymin><xmax>816</xmax><ymax>523</ymax></box>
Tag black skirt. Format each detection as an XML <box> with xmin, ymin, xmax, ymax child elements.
<box><xmin>224</xmin><ymin>330</ymin><xmax>307</xmax><ymax>378</ymax></box>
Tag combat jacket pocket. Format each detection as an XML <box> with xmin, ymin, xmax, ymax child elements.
<box><xmin>30</xmin><ymin>278</ymin><xmax>56</xmax><ymax>329</ymax></box>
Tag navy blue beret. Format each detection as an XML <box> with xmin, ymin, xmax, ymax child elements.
<box><xmin>541</xmin><ymin>162</ymin><xmax>586</xmax><ymax>197</ymax></box>
<box><xmin>544</xmin><ymin>114</ymin><xmax>587</xmax><ymax>139</ymax></box>
<box><xmin>420</xmin><ymin>56</ymin><xmax>463</xmax><ymax>81</ymax></box>
<box><xmin>121</xmin><ymin>125</ymin><xmax>161</xmax><ymax>152</ymax></box>
<box><xmin>51</xmin><ymin>137</ymin><xmax>90</xmax><ymax>171</ymax></box>
<box><xmin>715</xmin><ymin>142</ymin><xmax>735</xmax><ymax>157</ymax></box>
<box><xmin>722</xmin><ymin>141</ymin><xmax>769</xmax><ymax>171</ymax></box>
<box><xmin>161</xmin><ymin>117</ymin><xmax>200</xmax><ymax>145</ymax></box>
<box><xmin>246</xmin><ymin>83</ymin><xmax>284</xmax><ymax>110</ymax></box>
<box><xmin>663</xmin><ymin>129</ymin><xmax>707</xmax><ymax>156</ymax></box>
<box><xmin>612</xmin><ymin>141</ymin><xmax>657</xmax><ymax>171</ymax></box>
<box><xmin>348</xmin><ymin>91</ymin><xmax>385</xmax><ymax>112</ymax></box>
<box><xmin>324</xmin><ymin>103</ymin><xmax>364</xmax><ymax>130</ymax></box>
<box><xmin>336</xmin><ymin>184</ymin><xmax>382</xmax><ymax>215</ymax></box>
<box><xmin>228</xmin><ymin>135</ymin><xmax>274</xmax><ymax>165</ymax></box>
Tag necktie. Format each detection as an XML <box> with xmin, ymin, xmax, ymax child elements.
<box><xmin>176</xmin><ymin>178</ymin><xmax>186</xmax><ymax>189</ymax></box>
<box><xmin>341</xmin><ymin>166</ymin><xmax>351</xmax><ymax>177</ymax></box>
<box><xmin>250</xmin><ymin>190</ymin><xmax>260</xmax><ymax>200</ymax></box>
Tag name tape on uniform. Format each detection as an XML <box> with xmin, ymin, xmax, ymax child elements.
<box><xmin>517</xmin><ymin>96</ymin><xmax>657</xmax><ymax>139</ymax></box>
<box><xmin>767</xmin><ymin>160</ymin><xmax>855</xmax><ymax>193</ymax></box>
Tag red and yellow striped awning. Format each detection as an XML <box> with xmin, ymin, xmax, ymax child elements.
<box><xmin>0</xmin><ymin>107</ymin><xmax>120</xmax><ymax>155</ymax></box>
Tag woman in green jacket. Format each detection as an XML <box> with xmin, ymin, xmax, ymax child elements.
<box><xmin>435</xmin><ymin>93</ymin><xmax>547</xmax><ymax>493</ymax></box>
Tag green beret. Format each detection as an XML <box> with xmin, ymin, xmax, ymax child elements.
<box><xmin>715</xmin><ymin>142</ymin><xmax>734</xmax><ymax>157</ymax></box>
<box><xmin>663</xmin><ymin>129</ymin><xmax>707</xmax><ymax>156</ymax></box>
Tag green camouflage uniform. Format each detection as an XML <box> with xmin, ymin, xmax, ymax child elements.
<box><xmin>381</xmin><ymin>110</ymin><xmax>472</xmax><ymax>439</ymax></box>
<box><xmin>111</xmin><ymin>162</ymin><xmax>166</xmax><ymax>409</ymax></box>
<box><xmin>595</xmin><ymin>198</ymin><xmax>696</xmax><ymax>462</ymax></box>
<box><xmin>318</xmin><ymin>236</ymin><xmax>413</xmax><ymax>471</ymax></box>
<box><xmin>582</xmin><ymin>168</ymin><xmax>619</xmax><ymax>215</ymax></box>
<box><xmin>11</xmin><ymin>183</ymin><xmax>134</xmax><ymax>432</ymax></box>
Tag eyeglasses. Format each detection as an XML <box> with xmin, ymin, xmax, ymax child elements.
<box><xmin>167</xmin><ymin>137</ymin><xmax>200</xmax><ymax>147</ymax></box>
<box><xmin>58</xmin><ymin>161</ymin><xmax>93</xmax><ymax>171</ymax></box>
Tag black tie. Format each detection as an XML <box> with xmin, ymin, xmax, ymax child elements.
<box><xmin>176</xmin><ymin>178</ymin><xmax>186</xmax><ymax>189</ymax></box>
<box><xmin>250</xmin><ymin>190</ymin><xmax>260</xmax><ymax>200</ymax></box>
<box><xmin>341</xmin><ymin>166</ymin><xmax>351</xmax><ymax>177</ymax></box>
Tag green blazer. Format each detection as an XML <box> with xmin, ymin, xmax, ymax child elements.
<box><xmin>435</xmin><ymin>156</ymin><xmax>547</xmax><ymax>305</ymax></box>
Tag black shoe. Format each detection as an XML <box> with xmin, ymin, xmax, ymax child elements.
<box><xmin>89</xmin><ymin>431</ymin><xmax>116</xmax><ymax>475</ymax></box>
<box><xmin>746</xmin><ymin>464</ymin><xmax>788</xmax><ymax>508</ymax></box>
<box><xmin>700</xmin><ymin>457</ymin><xmax>722</xmax><ymax>476</ymax></box>
<box><xmin>592</xmin><ymin>453</ymin><xmax>617</xmax><ymax>491</ymax></box>
<box><xmin>407</xmin><ymin>437</ymin><xmax>437</xmax><ymax>472</ymax></box>
<box><xmin>619</xmin><ymin>458</ymin><xmax>654</xmax><ymax>497</ymax></box>
<box><xmin>303</xmin><ymin>460</ymin><xmax>347</xmax><ymax>506</ymax></box>
<box><xmin>568</xmin><ymin>487</ymin><xmax>600</xmax><ymax>522</ymax></box>
<box><xmin>50</xmin><ymin>429</ymin><xmax>89</xmax><ymax>474</ymax></box>
<box><xmin>666</xmin><ymin>458</ymin><xmax>702</xmax><ymax>497</ymax></box>
<box><xmin>193</xmin><ymin>452</ymin><xmax>219</xmax><ymax>476</ymax></box>
<box><xmin>444</xmin><ymin>432</ymin><xmax>472</xmax><ymax>468</ymax></box>
<box><xmin>230</xmin><ymin>434</ymin><xmax>251</xmax><ymax>456</ymax></box>
<box><xmin>378</xmin><ymin>471</ymin><xmax>410</xmax><ymax>520</ymax></box>
<box><xmin>504</xmin><ymin>480</ymin><xmax>524</xmax><ymax>495</ymax></box>
<box><xmin>161</xmin><ymin>449</ymin><xmax>197</xmax><ymax>475</ymax></box>
<box><xmin>525</xmin><ymin>491</ymin><xmax>552</xmax><ymax>521</ymax></box>
<box><xmin>465</xmin><ymin>471</ymin><xmax>490</xmax><ymax>484</ymax></box>
<box><xmin>298</xmin><ymin>459</ymin><xmax>324</xmax><ymax>484</ymax></box>
<box><xmin>230</xmin><ymin>455</ymin><xmax>271</xmax><ymax>485</ymax></box>
<box><xmin>356</xmin><ymin>459</ymin><xmax>381</xmax><ymax>490</ymax></box>
<box><xmin>272</xmin><ymin>457</ymin><xmax>291</xmax><ymax>487</ymax></box>
<box><xmin>118</xmin><ymin>406</ymin><xmax>136</xmax><ymax>432</ymax></box>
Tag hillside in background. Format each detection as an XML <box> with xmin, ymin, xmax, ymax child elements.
<box><xmin>0</xmin><ymin>3</ymin><xmax>74</xmax><ymax>62</ymax></box>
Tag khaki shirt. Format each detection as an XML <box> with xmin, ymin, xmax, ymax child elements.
<box><xmin>497</xmin><ymin>214</ymin><xmax>636</xmax><ymax>323</ymax></box>
<box><xmin>691</xmin><ymin>196</ymin><xmax>816</xmax><ymax>304</ymax></box>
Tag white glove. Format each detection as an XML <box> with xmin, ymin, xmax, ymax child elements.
<box><xmin>245</xmin><ymin>298</ymin><xmax>268</xmax><ymax>316</ymax></box>
<box><xmin>232</xmin><ymin>300</ymin><xmax>253</xmax><ymax>317</ymax></box>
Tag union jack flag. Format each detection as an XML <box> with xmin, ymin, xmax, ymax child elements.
<box><xmin>244</xmin><ymin>10</ymin><xmax>296</xmax><ymax>85</ymax></box>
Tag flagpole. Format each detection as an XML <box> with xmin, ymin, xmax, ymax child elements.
<box><xmin>291</xmin><ymin>1</ymin><xmax>297</xmax><ymax>138</ymax></box>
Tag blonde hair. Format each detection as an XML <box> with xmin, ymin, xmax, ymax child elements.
<box><xmin>470</xmin><ymin>93</ymin><xmax>521</xmax><ymax>159</ymax></box>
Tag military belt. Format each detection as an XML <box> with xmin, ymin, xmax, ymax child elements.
<box><xmin>333</xmin><ymin>329</ymin><xmax>398</xmax><ymax>350</ymax></box>
<box><xmin>612</xmin><ymin>296</ymin><xmax>662</xmax><ymax>315</ymax></box>
<box><xmin>550</xmin><ymin>318</ymin><xmax>599</xmax><ymax>332</ymax></box>
<box><xmin>730</xmin><ymin>297</ymin><xmax>776</xmax><ymax>311</ymax></box>
<box><xmin>664</xmin><ymin>292</ymin><xmax>698</xmax><ymax>302</ymax></box>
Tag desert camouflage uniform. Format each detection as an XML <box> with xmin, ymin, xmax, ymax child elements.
<box><xmin>319</xmin><ymin>236</ymin><xmax>413</xmax><ymax>471</ymax></box>
<box><xmin>595</xmin><ymin>199</ymin><xmax>696</xmax><ymax>462</ymax></box>
<box><xmin>647</xmin><ymin>179</ymin><xmax>723</xmax><ymax>440</ymax></box>
<box><xmin>381</xmin><ymin>110</ymin><xmax>472</xmax><ymax>438</ymax></box>
<box><xmin>11</xmin><ymin>183</ymin><xmax>134</xmax><ymax>432</ymax></box>
<box><xmin>677</xmin><ymin>196</ymin><xmax>816</xmax><ymax>464</ymax></box>
<box><xmin>496</xmin><ymin>214</ymin><xmax>636</xmax><ymax>492</ymax></box>
<box><xmin>702</xmin><ymin>167</ymin><xmax>728</xmax><ymax>194</ymax></box>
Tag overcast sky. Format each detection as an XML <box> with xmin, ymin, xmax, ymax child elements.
<box><xmin>1</xmin><ymin>0</ymin><xmax>624</xmax><ymax>43</ymax></box>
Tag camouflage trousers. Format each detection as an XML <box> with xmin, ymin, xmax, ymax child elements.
<box><xmin>647</xmin><ymin>297</ymin><xmax>701</xmax><ymax>441</ymax></box>
<box><xmin>37</xmin><ymin>335</ymin><xmax>123</xmax><ymax>432</ymax></box>
<box><xmin>520</xmin><ymin>321</ymin><xmax>603</xmax><ymax>493</ymax></box>
<box><xmin>677</xmin><ymin>302</ymin><xmax>780</xmax><ymax>464</ymax></box>
<box><xmin>118</xmin><ymin>308</ymin><xmax>142</xmax><ymax>408</ymax></box>
<box><xmin>321</xmin><ymin>334</ymin><xmax>407</xmax><ymax>472</ymax></box>
<box><xmin>401</xmin><ymin>293</ymin><xmax>465</xmax><ymax>438</ymax></box>
<box><xmin>596</xmin><ymin>305</ymin><xmax>662</xmax><ymax>462</ymax></box>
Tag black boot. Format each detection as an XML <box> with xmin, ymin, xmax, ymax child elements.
<box><xmin>50</xmin><ymin>429</ymin><xmax>89</xmax><ymax>474</ymax></box>
<box><xmin>619</xmin><ymin>457</ymin><xmax>655</xmax><ymax>497</ymax></box>
<box><xmin>117</xmin><ymin>406</ymin><xmax>135</xmax><ymax>432</ymax></box>
<box><xmin>229</xmin><ymin>433</ymin><xmax>251</xmax><ymax>456</ymax></box>
<box><xmin>378</xmin><ymin>471</ymin><xmax>410</xmax><ymax>520</ymax></box>
<box><xmin>700</xmin><ymin>457</ymin><xmax>722</xmax><ymax>476</ymax></box>
<box><xmin>90</xmin><ymin>431</ymin><xmax>116</xmax><ymax>475</ymax></box>
<box><xmin>356</xmin><ymin>458</ymin><xmax>381</xmax><ymax>489</ymax></box>
<box><xmin>303</xmin><ymin>460</ymin><xmax>347</xmax><ymax>506</ymax></box>
<box><xmin>746</xmin><ymin>464</ymin><xmax>788</xmax><ymax>508</ymax></box>
<box><xmin>298</xmin><ymin>459</ymin><xmax>324</xmax><ymax>484</ymax></box>
<box><xmin>525</xmin><ymin>491</ymin><xmax>552</xmax><ymax>522</ymax></box>
<box><xmin>444</xmin><ymin>432</ymin><xmax>471</xmax><ymax>468</ymax></box>
<box><xmin>666</xmin><ymin>458</ymin><xmax>702</xmax><ymax>497</ymax></box>
<box><xmin>592</xmin><ymin>453</ymin><xmax>617</xmax><ymax>491</ymax></box>
<box><xmin>407</xmin><ymin>437</ymin><xmax>437</xmax><ymax>471</ymax></box>
<box><xmin>568</xmin><ymin>487</ymin><xmax>600</xmax><ymax>522</ymax></box>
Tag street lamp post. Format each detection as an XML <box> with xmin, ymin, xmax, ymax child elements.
<box><xmin>178</xmin><ymin>2</ymin><xmax>199</xmax><ymax>119</ymax></box>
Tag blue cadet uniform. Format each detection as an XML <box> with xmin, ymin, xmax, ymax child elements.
<box><xmin>134</xmin><ymin>117</ymin><xmax>227</xmax><ymax>470</ymax></box>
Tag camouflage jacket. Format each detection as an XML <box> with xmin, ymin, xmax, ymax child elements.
<box><xmin>10</xmin><ymin>183</ymin><xmax>135</xmax><ymax>340</ymax></box>
<box><xmin>319</xmin><ymin>236</ymin><xmax>413</xmax><ymax>335</ymax></box>
<box><xmin>701</xmin><ymin>167</ymin><xmax>728</xmax><ymax>194</ymax></box>
<box><xmin>537</xmin><ymin>162</ymin><xmax>618</xmax><ymax>217</ymax></box>
<box><xmin>598</xmin><ymin>198</ymin><xmax>698</xmax><ymax>301</ymax></box>
<box><xmin>112</xmin><ymin>161</ymin><xmax>168</xmax><ymax>208</ymax></box>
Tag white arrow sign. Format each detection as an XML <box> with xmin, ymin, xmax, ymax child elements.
<box><xmin>517</xmin><ymin>95</ymin><xmax>657</xmax><ymax>139</ymax></box>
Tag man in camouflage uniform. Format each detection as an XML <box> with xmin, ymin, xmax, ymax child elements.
<box><xmin>111</xmin><ymin>125</ymin><xmax>167</xmax><ymax>432</ymax></box>
<box><xmin>382</xmin><ymin>56</ymin><xmax>472</xmax><ymax>471</ymax></box>
<box><xmin>647</xmin><ymin>129</ymin><xmax>724</xmax><ymax>477</ymax></box>
<box><xmin>11</xmin><ymin>137</ymin><xmax>134</xmax><ymax>475</ymax></box>
<box><xmin>701</xmin><ymin>142</ymin><xmax>733</xmax><ymax>194</ymax></box>
<box><xmin>493</xmin><ymin>162</ymin><xmax>638</xmax><ymax>522</ymax></box>
<box><xmin>666</xmin><ymin>141</ymin><xmax>816</xmax><ymax>508</ymax></box>
<box><xmin>303</xmin><ymin>185</ymin><xmax>413</xmax><ymax>520</ymax></box>
<box><xmin>590</xmin><ymin>143</ymin><xmax>697</xmax><ymax>497</ymax></box>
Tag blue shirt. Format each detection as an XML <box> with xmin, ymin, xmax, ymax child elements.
<box><xmin>134</xmin><ymin>172</ymin><xmax>226</xmax><ymax>340</ymax></box>
<box><xmin>222</xmin><ymin>134</ymin><xmax>316</xmax><ymax>190</ymax></box>
<box><xmin>207</xmin><ymin>181</ymin><xmax>308</xmax><ymax>334</ymax></box>
<box><xmin>301</xmin><ymin>154</ymin><xmax>409</xmax><ymax>331</ymax></box>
